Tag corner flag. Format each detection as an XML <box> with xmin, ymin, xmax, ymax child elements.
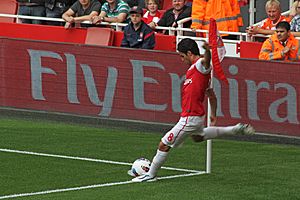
<box><xmin>208</xmin><ymin>18</ymin><xmax>228</xmax><ymax>84</ymax></box>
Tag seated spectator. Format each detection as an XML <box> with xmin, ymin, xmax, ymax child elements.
<box><xmin>290</xmin><ymin>0</ymin><xmax>300</xmax><ymax>32</ymax></box>
<box><xmin>45</xmin><ymin>0</ymin><xmax>77</xmax><ymax>26</ymax></box>
<box><xmin>246</xmin><ymin>0</ymin><xmax>290</xmax><ymax>36</ymax></box>
<box><xmin>143</xmin><ymin>0</ymin><xmax>162</xmax><ymax>25</ymax></box>
<box><xmin>259</xmin><ymin>21</ymin><xmax>300</xmax><ymax>61</ymax></box>
<box><xmin>62</xmin><ymin>0</ymin><xmax>101</xmax><ymax>29</ymax></box>
<box><xmin>121</xmin><ymin>7</ymin><xmax>155</xmax><ymax>49</ymax></box>
<box><xmin>149</xmin><ymin>0</ymin><xmax>191</xmax><ymax>35</ymax></box>
<box><xmin>92</xmin><ymin>0</ymin><xmax>130</xmax><ymax>24</ymax></box>
<box><xmin>16</xmin><ymin>0</ymin><xmax>46</xmax><ymax>24</ymax></box>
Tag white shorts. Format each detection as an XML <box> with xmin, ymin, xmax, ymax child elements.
<box><xmin>161</xmin><ymin>116</ymin><xmax>205</xmax><ymax>148</ymax></box>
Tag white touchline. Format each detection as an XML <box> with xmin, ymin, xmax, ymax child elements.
<box><xmin>0</xmin><ymin>172</ymin><xmax>204</xmax><ymax>199</ymax></box>
<box><xmin>0</xmin><ymin>180</ymin><xmax>135</xmax><ymax>199</ymax></box>
<box><xmin>0</xmin><ymin>148</ymin><xmax>207</xmax><ymax>199</ymax></box>
<box><xmin>0</xmin><ymin>148</ymin><xmax>201</xmax><ymax>173</ymax></box>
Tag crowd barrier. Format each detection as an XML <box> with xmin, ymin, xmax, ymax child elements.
<box><xmin>0</xmin><ymin>21</ymin><xmax>264</xmax><ymax>56</ymax></box>
<box><xmin>0</xmin><ymin>22</ymin><xmax>177</xmax><ymax>51</ymax></box>
<box><xmin>0</xmin><ymin>10</ymin><xmax>267</xmax><ymax>57</ymax></box>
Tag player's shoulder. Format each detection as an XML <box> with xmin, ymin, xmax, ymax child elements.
<box><xmin>194</xmin><ymin>58</ymin><xmax>211</xmax><ymax>75</ymax></box>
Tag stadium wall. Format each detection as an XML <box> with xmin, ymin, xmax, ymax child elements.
<box><xmin>0</xmin><ymin>37</ymin><xmax>299</xmax><ymax>137</ymax></box>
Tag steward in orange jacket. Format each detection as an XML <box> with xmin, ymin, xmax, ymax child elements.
<box><xmin>191</xmin><ymin>0</ymin><xmax>243</xmax><ymax>32</ymax></box>
<box><xmin>259</xmin><ymin>21</ymin><xmax>300</xmax><ymax>61</ymax></box>
<box><xmin>246</xmin><ymin>0</ymin><xmax>291</xmax><ymax>37</ymax></box>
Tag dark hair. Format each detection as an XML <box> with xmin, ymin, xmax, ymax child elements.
<box><xmin>145</xmin><ymin>0</ymin><xmax>161</xmax><ymax>9</ymax></box>
<box><xmin>177</xmin><ymin>38</ymin><xmax>200</xmax><ymax>56</ymax></box>
<box><xmin>276</xmin><ymin>21</ymin><xmax>290</xmax><ymax>31</ymax></box>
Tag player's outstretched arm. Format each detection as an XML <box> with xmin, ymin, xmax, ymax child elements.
<box><xmin>201</xmin><ymin>42</ymin><xmax>211</xmax><ymax>69</ymax></box>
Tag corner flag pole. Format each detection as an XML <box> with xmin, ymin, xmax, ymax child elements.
<box><xmin>206</xmin><ymin>67</ymin><xmax>214</xmax><ymax>174</ymax></box>
<box><xmin>206</xmin><ymin>18</ymin><xmax>228</xmax><ymax>174</ymax></box>
<box><xmin>206</xmin><ymin>35</ymin><xmax>213</xmax><ymax>174</ymax></box>
<box><xmin>206</xmin><ymin>100</ymin><xmax>212</xmax><ymax>174</ymax></box>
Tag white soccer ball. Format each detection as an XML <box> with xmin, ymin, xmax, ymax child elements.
<box><xmin>128</xmin><ymin>158</ymin><xmax>151</xmax><ymax>177</ymax></box>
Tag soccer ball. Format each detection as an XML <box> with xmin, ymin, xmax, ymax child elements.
<box><xmin>128</xmin><ymin>158</ymin><xmax>151</xmax><ymax>177</ymax></box>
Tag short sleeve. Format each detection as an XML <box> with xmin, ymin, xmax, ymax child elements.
<box><xmin>195</xmin><ymin>58</ymin><xmax>211</xmax><ymax>74</ymax></box>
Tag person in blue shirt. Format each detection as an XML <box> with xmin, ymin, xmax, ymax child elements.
<box><xmin>121</xmin><ymin>7</ymin><xmax>155</xmax><ymax>49</ymax></box>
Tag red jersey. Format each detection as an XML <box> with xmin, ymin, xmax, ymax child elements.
<box><xmin>142</xmin><ymin>10</ymin><xmax>161</xmax><ymax>24</ymax></box>
<box><xmin>181</xmin><ymin>58</ymin><xmax>211</xmax><ymax>117</ymax></box>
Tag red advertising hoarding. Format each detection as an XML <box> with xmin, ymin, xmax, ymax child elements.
<box><xmin>0</xmin><ymin>38</ymin><xmax>299</xmax><ymax>136</ymax></box>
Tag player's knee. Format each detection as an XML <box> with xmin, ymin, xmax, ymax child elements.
<box><xmin>158</xmin><ymin>141</ymin><xmax>171</xmax><ymax>152</ymax></box>
<box><xmin>191</xmin><ymin>135</ymin><xmax>204</xmax><ymax>143</ymax></box>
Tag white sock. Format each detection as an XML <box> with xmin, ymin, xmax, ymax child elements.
<box><xmin>202</xmin><ymin>125</ymin><xmax>237</xmax><ymax>140</ymax></box>
<box><xmin>148</xmin><ymin>150</ymin><xmax>168</xmax><ymax>177</ymax></box>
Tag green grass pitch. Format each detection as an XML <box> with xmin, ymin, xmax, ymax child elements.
<box><xmin>0</xmin><ymin>118</ymin><xmax>299</xmax><ymax>200</ymax></box>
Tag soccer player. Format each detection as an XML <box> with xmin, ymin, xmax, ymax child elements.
<box><xmin>131</xmin><ymin>38</ymin><xmax>255</xmax><ymax>182</ymax></box>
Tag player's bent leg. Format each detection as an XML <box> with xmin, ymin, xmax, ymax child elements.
<box><xmin>132</xmin><ymin>142</ymin><xmax>170</xmax><ymax>183</ymax></box>
<box><xmin>132</xmin><ymin>117</ymin><xmax>201</xmax><ymax>183</ymax></box>
<box><xmin>147</xmin><ymin>142</ymin><xmax>169</xmax><ymax>177</ymax></box>
<box><xmin>158</xmin><ymin>141</ymin><xmax>171</xmax><ymax>152</ymax></box>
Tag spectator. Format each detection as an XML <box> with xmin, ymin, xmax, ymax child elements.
<box><xmin>191</xmin><ymin>0</ymin><xmax>243</xmax><ymax>34</ymax></box>
<box><xmin>259</xmin><ymin>21</ymin><xmax>300</xmax><ymax>61</ymax></box>
<box><xmin>290</xmin><ymin>0</ymin><xmax>300</xmax><ymax>32</ymax></box>
<box><xmin>143</xmin><ymin>0</ymin><xmax>162</xmax><ymax>25</ymax></box>
<box><xmin>45</xmin><ymin>0</ymin><xmax>76</xmax><ymax>26</ymax></box>
<box><xmin>121</xmin><ymin>7</ymin><xmax>155</xmax><ymax>49</ymax></box>
<box><xmin>289</xmin><ymin>0</ymin><xmax>299</xmax><ymax>18</ymax></box>
<box><xmin>16</xmin><ymin>0</ymin><xmax>46</xmax><ymax>24</ymax></box>
<box><xmin>246</xmin><ymin>0</ymin><xmax>290</xmax><ymax>36</ymax></box>
<box><xmin>92</xmin><ymin>0</ymin><xmax>130</xmax><ymax>24</ymax></box>
<box><xmin>149</xmin><ymin>0</ymin><xmax>191</xmax><ymax>35</ymax></box>
<box><xmin>62</xmin><ymin>0</ymin><xmax>101</xmax><ymax>29</ymax></box>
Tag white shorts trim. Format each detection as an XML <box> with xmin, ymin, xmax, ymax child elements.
<box><xmin>161</xmin><ymin>116</ymin><xmax>205</xmax><ymax>148</ymax></box>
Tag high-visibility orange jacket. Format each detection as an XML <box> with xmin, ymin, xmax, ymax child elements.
<box><xmin>258</xmin><ymin>15</ymin><xmax>291</xmax><ymax>30</ymax></box>
<box><xmin>191</xmin><ymin>0</ymin><xmax>243</xmax><ymax>32</ymax></box>
<box><xmin>259</xmin><ymin>33</ymin><xmax>300</xmax><ymax>61</ymax></box>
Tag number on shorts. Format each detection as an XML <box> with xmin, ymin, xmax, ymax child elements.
<box><xmin>167</xmin><ymin>133</ymin><xmax>174</xmax><ymax>142</ymax></box>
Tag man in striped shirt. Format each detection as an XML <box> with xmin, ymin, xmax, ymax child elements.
<box><xmin>92</xmin><ymin>0</ymin><xmax>130</xmax><ymax>23</ymax></box>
